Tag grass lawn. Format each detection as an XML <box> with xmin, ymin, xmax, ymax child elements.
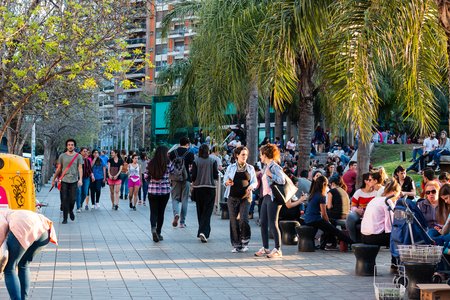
<box><xmin>370</xmin><ymin>143</ymin><xmax>422</xmax><ymax>184</ymax></box>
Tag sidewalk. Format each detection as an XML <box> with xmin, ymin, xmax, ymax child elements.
<box><xmin>1</xmin><ymin>186</ymin><xmax>391</xmax><ymax>299</ymax></box>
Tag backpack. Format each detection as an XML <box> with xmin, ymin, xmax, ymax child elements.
<box><xmin>169</xmin><ymin>149</ymin><xmax>189</xmax><ymax>181</ymax></box>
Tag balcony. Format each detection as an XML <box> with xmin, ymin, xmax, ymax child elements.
<box><xmin>184</xmin><ymin>29</ymin><xmax>196</xmax><ymax>37</ymax></box>
<box><xmin>101</xmin><ymin>86</ymin><xmax>114</xmax><ymax>93</ymax></box>
<box><xmin>126</xmin><ymin>38</ymin><xmax>146</xmax><ymax>48</ymax></box>
<box><xmin>168</xmin><ymin>29</ymin><xmax>185</xmax><ymax>39</ymax></box>
<box><xmin>126</xmin><ymin>22</ymin><xmax>146</xmax><ymax>33</ymax></box>
<box><xmin>167</xmin><ymin>46</ymin><xmax>185</xmax><ymax>56</ymax></box>
<box><xmin>116</xmin><ymin>97</ymin><xmax>151</xmax><ymax>109</ymax></box>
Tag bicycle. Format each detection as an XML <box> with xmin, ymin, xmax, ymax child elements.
<box><xmin>33</xmin><ymin>169</ymin><xmax>43</xmax><ymax>193</ymax></box>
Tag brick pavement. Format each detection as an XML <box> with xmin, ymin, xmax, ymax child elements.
<box><xmin>0</xmin><ymin>185</ymin><xmax>393</xmax><ymax>299</ymax></box>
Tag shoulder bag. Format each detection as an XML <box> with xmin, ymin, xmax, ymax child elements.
<box><xmin>270</xmin><ymin>166</ymin><xmax>298</xmax><ymax>205</ymax></box>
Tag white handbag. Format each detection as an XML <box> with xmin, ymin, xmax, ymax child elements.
<box><xmin>0</xmin><ymin>238</ymin><xmax>8</xmax><ymax>273</ymax></box>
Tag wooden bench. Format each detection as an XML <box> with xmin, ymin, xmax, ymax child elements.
<box><xmin>440</xmin><ymin>155</ymin><xmax>450</xmax><ymax>173</ymax></box>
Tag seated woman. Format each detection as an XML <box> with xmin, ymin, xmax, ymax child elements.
<box><xmin>361</xmin><ymin>179</ymin><xmax>401</xmax><ymax>247</ymax></box>
<box><xmin>361</xmin><ymin>179</ymin><xmax>402</xmax><ymax>266</ymax></box>
<box><xmin>303</xmin><ymin>175</ymin><xmax>353</xmax><ymax>249</ymax></box>
<box><xmin>371</xmin><ymin>171</ymin><xmax>385</xmax><ymax>197</ymax></box>
<box><xmin>1</xmin><ymin>209</ymin><xmax>58</xmax><ymax>300</ymax></box>
<box><xmin>323</xmin><ymin>176</ymin><xmax>350</xmax><ymax>249</ymax></box>
<box><xmin>417</xmin><ymin>181</ymin><xmax>440</xmax><ymax>229</ymax></box>
<box><xmin>427</xmin><ymin>183</ymin><xmax>450</xmax><ymax>243</ymax></box>
<box><xmin>345</xmin><ymin>173</ymin><xmax>377</xmax><ymax>243</ymax></box>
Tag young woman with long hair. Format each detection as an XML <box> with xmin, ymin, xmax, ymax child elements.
<box><xmin>146</xmin><ymin>146</ymin><xmax>172</xmax><ymax>242</ymax></box>
<box><xmin>304</xmin><ymin>175</ymin><xmax>353</xmax><ymax>248</ymax></box>
<box><xmin>127</xmin><ymin>154</ymin><xmax>141</xmax><ymax>211</ymax></box>
<box><xmin>223</xmin><ymin>146</ymin><xmax>257</xmax><ymax>252</ymax></box>
<box><xmin>254</xmin><ymin>144</ymin><xmax>285</xmax><ymax>258</ymax></box>
<box><xmin>89</xmin><ymin>149</ymin><xmax>106</xmax><ymax>209</ymax></box>
<box><xmin>191</xmin><ymin>144</ymin><xmax>218</xmax><ymax>243</ymax></box>
<box><xmin>345</xmin><ymin>172</ymin><xmax>377</xmax><ymax>242</ymax></box>
<box><xmin>107</xmin><ymin>150</ymin><xmax>123</xmax><ymax>210</ymax></box>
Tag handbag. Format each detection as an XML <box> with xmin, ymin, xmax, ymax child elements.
<box><xmin>57</xmin><ymin>153</ymin><xmax>79</xmax><ymax>190</ymax></box>
<box><xmin>0</xmin><ymin>237</ymin><xmax>8</xmax><ymax>273</ymax></box>
<box><xmin>270</xmin><ymin>168</ymin><xmax>298</xmax><ymax>205</ymax></box>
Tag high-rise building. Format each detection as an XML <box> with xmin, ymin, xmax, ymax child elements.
<box><xmin>96</xmin><ymin>0</ymin><xmax>197</xmax><ymax>151</ymax></box>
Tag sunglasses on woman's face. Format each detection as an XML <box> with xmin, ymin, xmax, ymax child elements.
<box><xmin>425</xmin><ymin>190</ymin><xmax>437</xmax><ymax>195</ymax></box>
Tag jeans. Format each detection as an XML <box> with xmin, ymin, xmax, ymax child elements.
<box><xmin>120</xmin><ymin>173</ymin><xmax>128</xmax><ymax>197</ymax></box>
<box><xmin>412</xmin><ymin>148</ymin><xmax>423</xmax><ymax>161</ymax></box>
<box><xmin>346</xmin><ymin>211</ymin><xmax>362</xmax><ymax>243</ymax></box>
<box><xmin>90</xmin><ymin>179</ymin><xmax>103</xmax><ymax>205</ymax></box>
<box><xmin>306</xmin><ymin>219</ymin><xmax>353</xmax><ymax>244</ymax></box>
<box><xmin>76</xmin><ymin>177</ymin><xmax>91</xmax><ymax>209</ymax></box>
<box><xmin>149</xmin><ymin>193</ymin><xmax>170</xmax><ymax>235</ymax></box>
<box><xmin>4</xmin><ymin>231</ymin><xmax>50</xmax><ymax>300</ymax></box>
<box><xmin>249</xmin><ymin>193</ymin><xmax>257</xmax><ymax>214</ymax></box>
<box><xmin>260</xmin><ymin>195</ymin><xmax>282</xmax><ymax>250</ymax></box>
<box><xmin>194</xmin><ymin>187</ymin><xmax>216</xmax><ymax>238</ymax></box>
<box><xmin>61</xmin><ymin>182</ymin><xmax>77</xmax><ymax>221</ymax></box>
<box><xmin>228</xmin><ymin>196</ymin><xmax>251</xmax><ymax>248</ymax></box>
<box><xmin>138</xmin><ymin>174</ymin><xmax>149</xmax><ymax>202</ymax></box>
<box><xmin>171</xmin><ymin>181</ymin><xmax>190</xmax><ymax>225</ymax></box>
<box><xmin>435</xmin><ymin>149</ymin><xmax>450</xmax><ymax>167</ymax></box>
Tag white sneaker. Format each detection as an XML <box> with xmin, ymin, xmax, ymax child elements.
<box><xmin>267</xmin><ymin>248</ymin><xmax>283</xmax><ymax>258</ymax></box>
<box><xmin>76</xmin><ymin>209</ymin><xmax>81</xmax><ymax>213</ymax></box>
<box><xmin>239</xmin><ymin>246</ymin><xmax>249</xmax><ymax>253</ymax></box>
<box><xmin>199</xmin><ymin>233</ymin><xmax>208</xmax><ymax>243</ymax></box>
<box><xmin>95</xmin><ymin>204</ymin><xmax>99</xmax><ymax>209</ymax></box>
<box><xmin>436</xmin><ymin>167</ymin><xmax>441</xmax><ymax>172</ymax></box>
<box><xmin>254</xmin><ymin>247</ymin><xmax>270</xmax><ymax>257</ymax></box>
<box><xmin>427</xmin><ymin>160</ymin><xmax>435</xmax><ymax>166</ymax></box>
<box><xmin>231</xmin><ymin>248</ymin><xmax>239</xmax><ymax>253</ymax></box>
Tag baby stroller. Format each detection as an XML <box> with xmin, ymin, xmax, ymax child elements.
<box><xmin>388</xmin><ymin>197</ymin><xmax>450</xmax><ymax>284</ymax></box>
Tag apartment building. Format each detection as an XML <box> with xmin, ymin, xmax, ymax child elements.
<box><xmin>96</xmin><ymin>0</ymin><xmax>196</xmax><ymax>151</ymax></box>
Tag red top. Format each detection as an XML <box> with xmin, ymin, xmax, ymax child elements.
<box><xmin>343</xmin><ymin>169</ymin><xmax>357</xmax><ymax>194</ymax></box>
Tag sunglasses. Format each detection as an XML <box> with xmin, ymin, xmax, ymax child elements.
<box><xmin>425</xmin><ymin>190</ymin><xmax>437</xmax><ymax>195</ymax></box>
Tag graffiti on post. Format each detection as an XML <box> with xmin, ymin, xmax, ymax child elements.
<box><xmin>9</xmin><ymin>175</ymin><xmax>26</xmax><ymax>208</ymax></box>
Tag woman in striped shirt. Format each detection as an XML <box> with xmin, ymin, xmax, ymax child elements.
<box><xmin>146</xmin><ymin>146</ymin><xmax>173</xmax><ymax>243</ymax></box>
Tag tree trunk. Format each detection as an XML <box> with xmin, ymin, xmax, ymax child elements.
<box><xmin>246</xmin><ymin>82</ymin><xmax>259</xmax><ymax>165</ymax></box>
<box><xmin>286</xmin><ymin>114</ymin><xmax>292</xmax><ymax>142</ymax></box>
<box><xmin>265</xmin><ymin>97</ymin><xmax>271</xmax><ymax>140</ymax></box>
<box><xmin>297</xmin><ymin>61</ymin><xmax>315</xmax><ymax>173</ymax></box>
<box><xmin>42</xmin><ymin>138</ymin><xmax>58</xmax><ymax>184</ymax></box>
<box><xmin>356</xmin><ymin>140</ymin><xmax>371</xmax><ymax>188</ymax></box>
<box><xmin>274</xmin><ymin>110</ymin><xmax>283</xmax><ymax>141</ymax></box>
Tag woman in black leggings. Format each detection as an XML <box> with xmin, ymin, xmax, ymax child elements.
<box><xmin>254</xmin><ymin>144</ymin><xmax>285</xmax><ymax>258</ymax></box>
<box><xmin>90</xmin><ymin>149</ymin><xmax>106</xmax><ymax>209</ymax></box>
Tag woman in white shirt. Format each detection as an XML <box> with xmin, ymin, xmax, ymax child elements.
<box><xmin>285</xmin><ymin>137</ymin><xmax>296</xmax><ymax>155</ymax></box>
<box><xmin>361</xmin><ymin>179</ymin><xmax>401</xmax><ymax>246</ymax></box>
<box><xmin>127</xmin><ymin>154</ymin><xmax>141</xmax><ymax>211</ymax></box>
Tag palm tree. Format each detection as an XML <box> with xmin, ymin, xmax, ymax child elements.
<box><xmin>321</xmin><ymin>0</ymin><xmax>446</xmax><ymax>183</ymax></box>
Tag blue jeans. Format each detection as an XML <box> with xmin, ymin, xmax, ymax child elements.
<box><xmin>76</xmin><ymin>178</ymin><xmax>91</xmax><ymax>209</ymax></box>
<box><xmin>120</xmin><ymin>173</ymin><xmax>128</xmax><ymax>197</ymax></box>
<box><xmin>4</xmin><ymin>231</ymin><xmax>50</xmax><ymax>300</ymax></box>
<box><xmin>435</xmin><ymin>150</ymin><xmax>450</xmax><ymax>167</ymax></box>
<box><xmin>138</xmin><ymin>174</ymin><xmax>149</xmax><ymax>202</ymax></box>
<box><xmin>346</xmin><ymin>211</ymin><xmax>362</xmax><ymax>243</ymax></box>
<box><xmin>412</xmin><ymin>148</ymin><xmax>423</xmax><ymax>161</ymax></box>
<box><xmin>171</xmin><ymin>181</ymin><xmax>190</xmax><ymax>225</ymax></box>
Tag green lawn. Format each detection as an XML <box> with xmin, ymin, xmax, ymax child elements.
<box><xmin>370</xmin><ymin>143</ymin><xmax>422</xmax><ymax>183</ymax></box>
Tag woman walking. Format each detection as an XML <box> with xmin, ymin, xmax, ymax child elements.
<box><xmin>147</xmin><ymin>146</ymin><xmax>172</xmax><ymax>242</ymax></box>
<box><xmin>223</xmin><ymin>146</ymin><xmax>257</xmax><ymax>252</ymax></box>
<box><xmin>191</xmin><ymin>144</ymin><xmax>218</xmax><ymax>243</ymax></box>
<box><xmin>90</xmin><ymin>149</ymin><xmax>106</xmax><ymax>209</ymax></box>
<box><xmin>128</xmin><ymin>154</ymin><xmax>141</xmax><ymax>211</ymax></box>
<box><xmin>108</xmin><ymin>150</ymin><xmax>123</xmax><ymax>210</ymax></box>
<box><xmin>255</xmin><ymin>144</ymin><xmax>285</xmax><ymax>258</ymax></box>
<box><xmin>138</xmin><ymin>152</ymin><xmax>149</xmax><ymax>206</ymax></box>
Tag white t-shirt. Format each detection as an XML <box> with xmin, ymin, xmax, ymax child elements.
<box><xmin>423</xmin><ymin>137</ymin><xmax>439</xmax><ymax>152</ymax></box>
<box><xmin>286</xmin><ymin>140</ymin><xmax>296</xmax><ymax>150</ymax></box>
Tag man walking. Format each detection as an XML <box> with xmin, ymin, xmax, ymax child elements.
<box><xmin>52</xmin><ymin>139</ymin><xmax>84</xmax><ymax>224</ymax></box>
<box><xmin>169</xmin><ymin>137</ymin><xmax>195</xmax><ymax>228</ymax></box>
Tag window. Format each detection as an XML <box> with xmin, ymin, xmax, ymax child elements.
<box><xmin>156</xmin><ymin>44</ymin><xmax>168</xmax><ymax>55</ymax></box>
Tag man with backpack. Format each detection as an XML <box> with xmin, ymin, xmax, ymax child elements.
<box><xmin>169</xmin><ymin>137</ymin><xmax>195</xmax><ymax>228</ymax></box>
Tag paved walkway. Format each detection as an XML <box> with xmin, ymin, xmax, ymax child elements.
<box><xmin>1</xmin><ymin>185</ymin><xmax>392</xmax><ymax>299</ymax></box>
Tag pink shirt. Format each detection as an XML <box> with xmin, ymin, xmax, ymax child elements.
<box><xmin>0</xmin><ymin>210</ymin><xmax>58</xmax><ymax>249</ymax></box>
<box><xmin>361</xmin><ymin>196</ymin><xmax>393</xmax><ymax>235</ymax></box>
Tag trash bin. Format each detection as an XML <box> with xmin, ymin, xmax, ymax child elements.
<box><xmin>0</xmin><ymin>154</ymin><xmax>36</xmax><ymax>211</ymax></box>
